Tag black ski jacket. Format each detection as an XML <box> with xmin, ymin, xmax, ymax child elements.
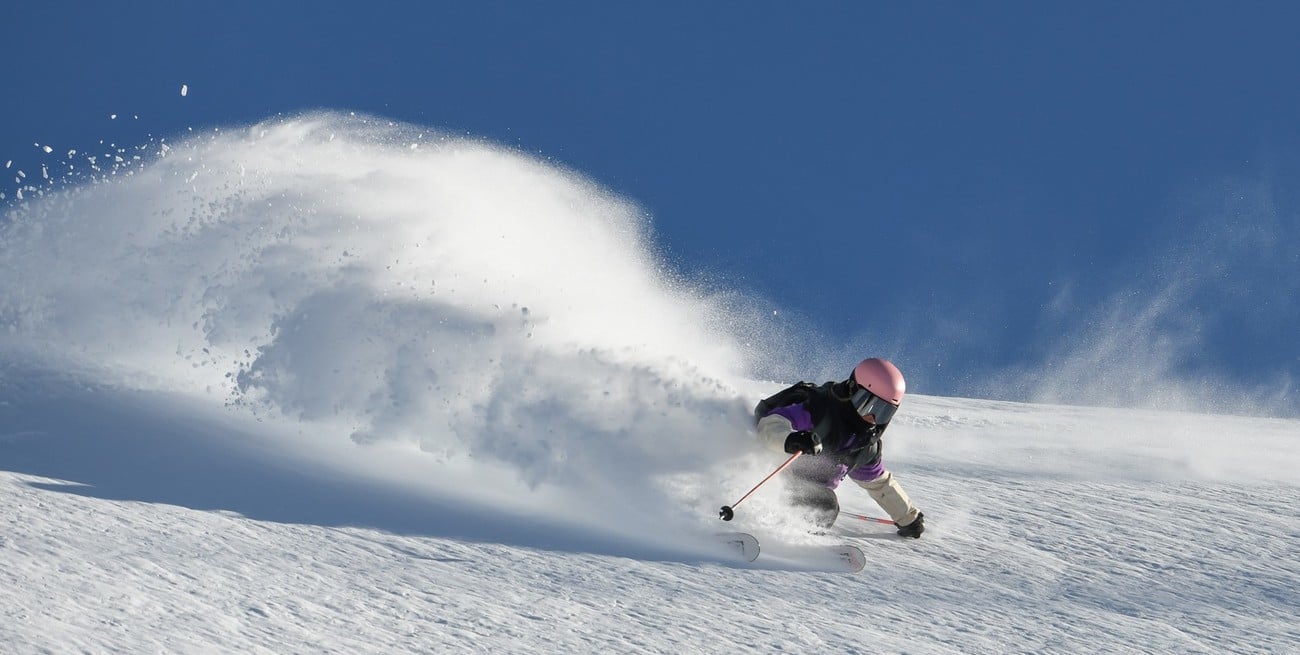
<box><xmin>753</xmin><ymin>381</ymin><xmax>887</xmax><ymax>484</ymax></box>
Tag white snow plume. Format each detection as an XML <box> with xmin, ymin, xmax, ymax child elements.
<box><xmin>989</xmin><ymin>175</ymin><xmax>1299</xmax><ymax>418</ymax></box>
<box><xmin>0</xmin><ymin>112</ymin><xmax>757</xmax><ymax>541</ymax></box>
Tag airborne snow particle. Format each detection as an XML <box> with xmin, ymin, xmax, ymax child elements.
<box><xmin>110</xmin><ymin>114</ymin><xmax>118</xmax><ymax>120</ymax></box>
<box><xmin>181</xmin><ymin>84</ymin><xmax>189</xmax><ymax>97</ymax></box>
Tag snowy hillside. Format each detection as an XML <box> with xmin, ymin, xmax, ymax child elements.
<box><xmin>2</xmin><ymin>114</ymin><xmax>1298</xmax><ymax>653</ymax></box>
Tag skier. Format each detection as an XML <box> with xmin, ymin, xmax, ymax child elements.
<box><xmin>753</xmin><ymin>357</ymin><xmax>925</xmax><ymax>538</ymax></box>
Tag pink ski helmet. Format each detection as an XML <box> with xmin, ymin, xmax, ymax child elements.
<box><xmin>848</xmin><ymin>358</ymin><xmax>906</xmax><ymax>425</ymax></box>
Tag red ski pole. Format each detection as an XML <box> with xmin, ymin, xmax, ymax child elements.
<box><xmin>840</xmin><ymin>510</ymin><xmax>896</xmax><ymax>526</ymax></box>
<box><xmin>719</xmin><ymin>451</ymin><xmax>802</xmax><ymax>521</ymax></box>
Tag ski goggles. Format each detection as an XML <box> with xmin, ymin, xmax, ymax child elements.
<box><xmin>849</xmin><ymin>386</ymin><xmax>898</xmax><ymax>426</ymax></box>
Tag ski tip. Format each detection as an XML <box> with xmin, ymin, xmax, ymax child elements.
<box><xmin>839</xmin><ymin>545</ymin><xmax>867</xmax><ymax>573</ymax></box>
<box><xmin>715</xmin><ymin>531</ymin><xmax>761</xmax><ymax>562</ymax></box>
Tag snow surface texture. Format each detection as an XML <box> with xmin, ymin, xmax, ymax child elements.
<box><xmin>2</xmin><ymin>113</ymin><xmax>1298</xmax><ymax>653</ymax></box>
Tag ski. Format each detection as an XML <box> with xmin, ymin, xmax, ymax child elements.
<box><xmin>715</xmin><ymin>532</ymin><xmax>865</xmax><ymax>572</ymax></box>
<box><xmin>760</xmin><ymin>540</ymin><xmax>867</xmax><ymax>573</ymax></box>
<box><xmin>829</xmin><ymin>543</ymin><xmax>868</xmax><ymax>573</ymax></box>
<box><xmin>714</xmin><ymin>531</ymin><xmax>761</xmax><ymax>562</ymax></box>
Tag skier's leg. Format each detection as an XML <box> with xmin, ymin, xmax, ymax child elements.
<box><xmin>787</xmin><ymin>480</ymin><xmax>840</xmax><ymax>528</ymax></box>
<box><xmin>855</xmin><ymin>470</ymin><xmax>920</xmax><ymax>527</ymax></box>
<box><xmin>785</xmin><ymin>456</ymin><xmax>845</xmax><ymax>527</ymax></box>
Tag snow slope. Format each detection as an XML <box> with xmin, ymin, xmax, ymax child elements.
<box><xmin>2</xmin><ymin>114</ymin><xmax>1298</xmax><ymax>653</ymax></box>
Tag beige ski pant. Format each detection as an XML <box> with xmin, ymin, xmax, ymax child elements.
<box><xmin>853</xmin><ymin>471</ymin><xmax>920</xmax><ymax>527</ymax></box>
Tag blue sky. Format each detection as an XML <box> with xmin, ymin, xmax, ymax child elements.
<box><xmin>4</xmin><ymin>2</ymin><xmax>1298</xmax><ymax>414</ymax></box>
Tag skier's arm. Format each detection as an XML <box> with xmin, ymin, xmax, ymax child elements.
<box><xmin>754</xmin><ymin>385</ymin><xmax>822</xmax><ymax>454</ymax></box>
<box><xmin>756</xmin><ymin>415</ymin><xmax>822</xmax><ymax>455</ymax></box>
<box><xmin>753</xmin><ymin>383</ymin><xmax>812</xmax><ymax>424</ymax></box>
<box><xmin>756</xmin><ymin>414</ymin><xmax>795</xmax><ymax>453</ymax></box>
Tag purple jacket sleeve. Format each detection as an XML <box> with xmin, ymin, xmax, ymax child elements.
<box><xmin>767</xmin><ymin>404</ymin><xmax>814</xmax><ymax>432</ymax></box>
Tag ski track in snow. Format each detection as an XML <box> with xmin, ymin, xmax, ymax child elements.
<box><xmin>2</xmin><ymin>113</ymin><xmax>1298</xmax><ymax>654</ymax></box>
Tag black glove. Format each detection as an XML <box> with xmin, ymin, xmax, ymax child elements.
<box><xmin>783</xmin><ymin>430</ymin><xmax>822</xmax><ymax>455</ymax></box>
